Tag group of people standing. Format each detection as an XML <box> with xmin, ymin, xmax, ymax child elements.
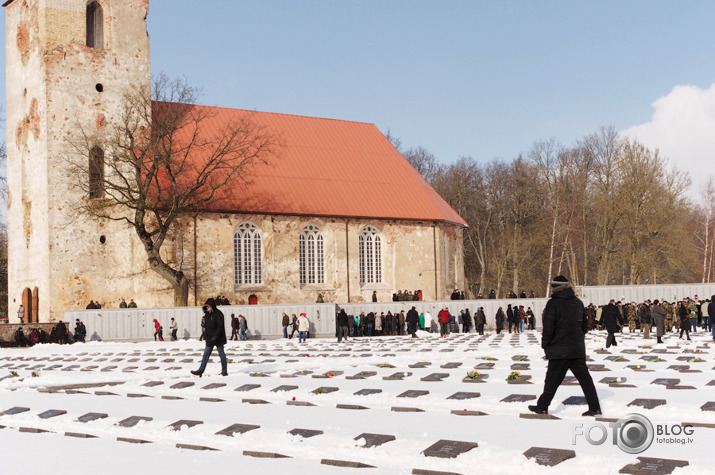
<box><xmin>12</xmin><ymin>319</ymin><xmax>85</xmax><ymax>346</ymax></box>
<box><xmin>493</xmin><ymin>305</ymin><xmax>536</xmax><ymax>334</ymax></box>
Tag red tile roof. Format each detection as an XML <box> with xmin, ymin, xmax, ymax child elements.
<box><xmin>156</xmin><ymin>102</ymin><xmax>467</xmax><ymax>227</ymax></box>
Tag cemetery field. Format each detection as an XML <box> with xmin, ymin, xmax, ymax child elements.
<box><xmin>0</xmin><ymin>329</ymin><xmax>712</xmax><ymax>474</ymax></box>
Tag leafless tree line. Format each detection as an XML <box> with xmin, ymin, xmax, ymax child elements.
<box><xmin>391</xmin><ymin>126</ymin><xmax>713</xmax><ymax>298</ymax></box>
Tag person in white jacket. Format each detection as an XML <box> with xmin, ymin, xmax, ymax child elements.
<box><xmin>297</xmin><ymin>313</ymin><xmax>310</xmax><ymax>343</ymax></box>
<box><xmin>424</xmin><ymin>312</ymin><xmax>433</xmax><ymax>333</ymax></box>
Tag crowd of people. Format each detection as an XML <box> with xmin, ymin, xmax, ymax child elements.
<box><xmin>12</xmin><ymin>319</ymin><xmax>85</xmax><ymax>346</ymax></box>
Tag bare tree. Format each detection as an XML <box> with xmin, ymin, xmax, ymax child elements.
<box><xmin>67</xmin><ymin>74</ymin><xmax>282</xmax><ymax>306</ymax></box>
<box><xmin>403</xmin><ymin>146</ymin><xmax>439</xmax><ymax>183</ymax></box>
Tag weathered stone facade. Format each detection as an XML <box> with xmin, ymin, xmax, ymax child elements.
<box><xmin>5</xmin><ymin>0</ymin><xmax>465</xmax><ymax>321</ymax></box>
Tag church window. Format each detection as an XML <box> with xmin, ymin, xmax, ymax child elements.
<box><xmin>299</xmin><ymin>224</ymin><xmax>325</xmax><ymax>285</ymax></box>
<box><xmin>88</xmin><ymin>146</ymin><xmax>104</xmax><ymax>199</ymax></box>
<box><xmin>234</xmin><ymin>222</ymin><xmax>263</xmax><ymax>285</ymax></box>
<box><xmin>86</xmin><ymin>2</ymin><xmax>104</xmax><ymax>48</ymax></box>
<box><xmin>359</xmin><ymin>225</ymin><xmax>382</xmax><ymax>284</ymax></box>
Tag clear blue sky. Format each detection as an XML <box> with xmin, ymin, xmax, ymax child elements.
<box><xmin>4</xmin><ymin>0</ymin><xmax>715</xmax><ymax>172</ymax></box>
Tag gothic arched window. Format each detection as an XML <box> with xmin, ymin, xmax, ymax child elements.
<box><xmin>299</xmin><ymin>224</ymin><xmax>325</xmax><ymax>285</ymax></box>
<box><xmin>88</xmin><ymin>145</ymin><xmax>104</xmax><ymax>199</ymax></box>
<box><xmin>86</xmin><ymin>2</ymin><xmax>104</xmax><ymax>48</ymax></box>
<box><xmin>359</xmin><ymin>225</ymin><xmax>382</xmax><ymax>284</ymax></box>
<box><xmin>234</xmin><ymin>222</ymin><xmax>263</xmax><ymax>285</ymax></box>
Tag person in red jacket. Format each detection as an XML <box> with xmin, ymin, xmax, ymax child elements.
<box><xmin>437</xmin><ymin>307</ymin><xmax>451</xmax><ymax>338</ymax></box>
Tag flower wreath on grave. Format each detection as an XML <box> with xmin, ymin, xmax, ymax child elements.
<box><xmin>314</xmin><ymin>387</ymin><xmax>327</xmax><ymax>394</ymax></box>
<box><xmin>324</xmin><ymin>372</ymin><xmax>335</xmax><ymax>377</ymax></box>
<box><xmin>31</xmin><ymin>371</ymin><xmax>39</xmax><ymax>377</ymax></box>
<box><xmin>249</xmin><ymin>372</ymin><xmax>262</xmax><ymax>377</ymax></box>
<box><xmin>465</xmin><ymin>371</ymin><xmax>482</xmax><ymax>380</ymax></box>
<box><xmin>688</xmin><ymin>357</ymin><xmax>704</xmax><ymax>363</ymax></box>
<box><xmin>614</xmin><ymin>356</ymin><xmax>625</xmax><ymax>361</ymax></box>
<box><xmin>506</xmin><ymin>371</ymin><xmax>521</xmax><ymax>381</ymax></box>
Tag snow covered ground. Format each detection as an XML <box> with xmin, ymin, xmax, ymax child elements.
<box><xmin>0</xmin><ymin>328</ymin><xmax>712</xmax><ymax>474</ymax></box>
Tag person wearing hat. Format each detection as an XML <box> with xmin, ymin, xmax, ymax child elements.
<box><xmin>337</xmin><ymin>308</ymin><xmax>349</xmax><ymax>343</ymax></box>
<box><xmin>297</xmin><ymin>312</ymin><xmax>310</xmax><ymax>343</ymax></box>
<box><xmin>170</xmin><ymin>317</ymin><xmax>178</xmax><ymax>341</ymax></box>
<box><xmin>529</xmin><ymin>275</ymin><xmax>601</xmax><ymax>417</ymax></box>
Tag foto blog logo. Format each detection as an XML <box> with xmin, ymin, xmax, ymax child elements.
<box><xmin>573</xmin><ymin>413</ymin><xmax>654</xmax><ymax>454</ymax></box>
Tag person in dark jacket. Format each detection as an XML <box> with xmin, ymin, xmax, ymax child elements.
<box><xmin>495</xmin><ymin>307</ymin><xmax>505</xmax><ymax>334</ymax></box>
<box><xmin>281</xmin><ymin>312</ymin><xmax>290</xmax><ymax>339</ymax></box>
<box><xmin>506</xmin><ymin>304</ymin><xmax>515</xmax><ymax>333</ymax></box>
<box><xmin>337</xmin><ymin>309</ymin><xmax>349</xmax><ymax>342</ymax></box>
<box><xmin>599</xmin><ymin>300</ymin><xmax>623</xmax><ymax>348</ymax></box>
<box><xmin>640</xmin><ymin>301</ymin><xmax>653</xmax><ymax>339</ymax></box>
<box><xmin>74</xmin><ymin>319</ymin><xmax>87</xmax><ymax>343</ymax></box>
<box><xmin>488</xmin><ymin>289</ymin><xmax>496</xmax><ymax>299</ymax></box>
<box><xmin>230</xmin><ymin>314</ymin><xmax>240</xmax><ymax>340</ymax></box>
<box><xmin>406</xmin><ymin>306</ymin><xmax>419</xmax><ymax>337</ymax></box>
<box><xmin>437</xmin><ymin>307</ymin><xmax>451</xmax><ymax>338</ymax></box>
<box><xmin>529</xmin><ymin>275</ymin><xmax>601</xmax><ymax>417</ymax></box>
<box><xmin>709</xmin><ymin>296</ymin><xmax>715</xmax><ymax>341</ymax></box>
<box><xmin>474</xmin><ymin>308</ymin><xmax>486</xmax><ymax>335</ymax></box>
<box><xmin>56</xmin><ymin>321</ymin><xmax>68</xmax><ymax>345</ymax></box>
<box><xmin>679</xmin><ymin>299</ymin><xmax>691</xmax><ymax>340</ymax></box>
<box><xmin>366</xmin><ymin>312</ymin><xmax>375</xmax><ymax>336</ymax></box>
<box><xmin>652</xmin><ymin>300</ymin><xmax>666</xmax><ymax>343</ymax></box>
<box><xmin>191</xmin><ymin>298</ymin><xmax>228</xmax><ymax>377</ymax></box>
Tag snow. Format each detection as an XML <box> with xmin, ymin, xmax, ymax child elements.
<box><xmin>0</xmin><ymin>328</ymin><xmax>713</xmax><ymax>474</ymax></box>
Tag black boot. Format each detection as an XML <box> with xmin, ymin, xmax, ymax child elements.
<box><xmin>528</xmin><ymin>405</ymin><xmax>548</xmax><ymax>415</ymax></box>
<box><xmin>191</xmin><ymin>370</ymin><xmax>202</xmax><ymax>377</ymax></box>
<box><xmin>582</xmin><ymin>409</ymin><xmax>602</xmax><ymax>417</ymax></box>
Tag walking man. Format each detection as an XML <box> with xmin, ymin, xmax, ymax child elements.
<box><xmin>170</xmin><ymin>317</ymin><xmax>178</xmax><ymax>341</ymax></box>
<box><xmin>529</xmin><ymin>275</ymin><xmax>601</xmax><ymax>417</ymax></box>
<box><xmin>191</xmin><ymin>298</ymin><xmax>228</xmax><ymax>377</ymax></box>
<box><xmin>599</xmin><ymin>300</ymin><xmax>622</xmax><ymax>348</ymax></box>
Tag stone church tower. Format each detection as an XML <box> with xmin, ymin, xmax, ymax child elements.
<box><xmin>5</xmin><ymin>0</ymin><xmax>151</xmax><ymax>321</ymax></box>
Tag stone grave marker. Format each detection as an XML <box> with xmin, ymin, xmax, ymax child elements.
<box><xmin>619</xmin><ymin>457</ymin><xmax>689</xmax><ymax>474</ymax></box>
<box><xmin>699</xmin><ymin>401</ymin><xmax>715</xmax><ymax>411</ymax></box>
<box><xmin>440</xmin><ymin>362</ymin><xmax>462</xmax><ymax>369</ymax></box>
<box><xmin>560</xmin><ymin>376</ymin><xmax>579</xmax><ymax>386</ymax></box>
<box><xmin>474</xmin><ymin>363</ymin><xmax>495</xmax><ymax>369</ymax></box>
<box><xmin>216</xmin><ymin>423</ymin><xmax>260</xmax><ymax>436</ymax></box>
<box><xmin>117</xmin><ymin>416</ymin><xmax>153</xmax><ymax>428</ymax></box>
<box><xmin>170</xmin><ymin>381</ymin><xmax>195</xmax><ymax>389</ymax></box>
<box><xmin>346</xmin><ymin>371</ymin><xmax>377</xmax><ymax>380</ymax></box>
<box><xmin>312</xmin><ymin>386</ymin><xmax>339</xmax><ymax>394</ymax></box>
<box><xmin>242</xmin><ymin>398</ymin><xmax>270</xmax><ymax>405</ymax></box>
<box><xmin>143</xmin><ymin>366</ymin><xmax>160</xmax><ymax>371</ymax></box>
<box><xmin>562</xmin><ymin>396</ymin><xmax>587</xmax><ymax>405</ymax></box>
<box><xmin>523</xmin><ymin>447</ymin><xmax>576</xmax><ymax>466</ymax></box>
<box><xmin>38</xmin><ymin>409</ymin><xmax>67</xmax><ymax>419</ymax></box>
<box><xmin>78</xmin><ymin>413</ymin><xmax>108</xmax><ymax>423</ymax></box>
<box><xmin>142</xmin><ymin>381</ymin><xmax>163</xmax><ymax>387</ymax></box>
<box><xmin>384</xmin><ymin>372</ymin><xmax>412</xmax><ymax>381</ymax></box>
<box><xmin>520</xmin><ymin>413</ymin><xmax>561</xmax><ymax>420</ymax></box>
<box><xmin>651</xmin><ymin>378</ymin><xmax>679</xmax><ymax>386</ymax></box>
<box><xmin>391</xmin><ymin>406</ymin><xmax>425</xmax><ymax>413</ymax></box>
<box><xmin>201</xmin><ymin>383</ymin><xmax>226</xmax><ymax>390</ymax></box>
<box><xmin>271</xmin><ymin>385</ymin><xmax>298</xmax><ymax>393</ymax></box>
<box><xmin>286</xmin><ymin>400</ymin><xmax>316</xmax><ymax>407</ymax></box>
<box><xmin>122</xmin><ymin>367</ymin><xmax>139</xmax><ymax>373</ymax></box>
<box><xmin>501</xmin><ymin>394</ymin><xmax>536</xmax><ymax>403</ymax></box>
<box><xmin>288</xmin><ymin>428</ymin><xmax>323</xmax><ymax>438</ymax></box>
<box><xmin>168</xmin><ymin>419</ymin><xmax>203</xmax><ymax>431</ymax></box>
<box><xmin>451</xmin><ymin>410</ymin><xmax>488</xmax><ymax>416</ymax></box>
<box><xmin>511</xmin><ymin>363</ymin><xmax>530</xmax><ymax>371</ymax></box>
<box><xmin>100</xmin><ymin>366</ymin><xmax>118</xmax><ymax>372</ymax></box>
<box><xmin>587</xmin><ymin>364</ymin><xmax>609</xmax><ymax>372</ymax></box>
<box><xmin>354</xmin><ymin>388</ymin><xmax>382</xmax><ymax>396</ymax></box>
<box><xmin>397</xmin><ymin>390</ymin><xmax>429</xmax><ymax>398</ymax></box>
<box><xmin>421</xmin><ymin>372</ymin><xmax>449</xmax><ymax>382</ymax></box>
<box><xmin>447</xmin><ymin>392</ymin><xmax>480</xmax><ymax>400</ymax></box>
<box><xmin>423</xmin><ymin>439</ymin><xmax>479</xmax><ymax>459</ymax></box>
<box><xmin>313</xmin><ymin>370</ymin><xmax>344</xmax><ymax>379</ymax></box>
<box><xmin>1</xmin><ymin>407</ymin><xmax>30</xmax><ymax>416</ymax></box>
<box><xmin>408</xmin><ymin>362</ymin><xmax>431</xmax><ymax>369</ymax></box>
<box><xmin>354</xmin><ymin>433</ymin><xmax>396</xmax><ymax>448</ymax></box>
<box><xmin>627</xmin><ymin>399</ymin><xmax>666</xmax><ymax>410</ymax></box>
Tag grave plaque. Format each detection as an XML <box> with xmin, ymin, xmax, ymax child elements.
<box><xmin>321</xmin><ymin>459</ymin><xmax>376</xmax><ymax>469</ymax></box>
<box><xmin>312</xmin><ymin>386</ymin><xmax>338</xmax><ymax>394</ymax></box>
<box><xmin>423</xmin><ymin>439</ymin><xmax>479</xmax><ymax>459</ymax></box>
<box><xmin>523</xmin><ymin>447</ymin><xmax>576</xmax><ymax>466</ymax></box>
<box><xmin>354</xmin><ymin>388</ymin><xmax>382</xmax><ymax>396</ymax></box>
<box><xmin>451</xmin><ymin>410</ymin><xmax>488</xmax><ymax>416</ymax></box>
<box><xmin>271</xmin><ymin>385</ymin><xmax>299</xmax><ymax>392</ymax></box>
<box><xmin>242</xmin><ymin>399</ymin><xmax>270</xmax><ymax>404</ymax></box>
<box><xmin>288</xmin><ymin>428</ymin><xmax>323</xmax><ymax>438</ymax></box>
<box><xmin>38</xmin><ymin>409</ymin><xmax>67</xmax><ymax>419</ymax></box>
<box><xmin>117</xmin><ymin>416</ymin><xmax>153</xmax><ymax>428</ymax></box>
<box><xmin>501</xmin><ymin>394</ymin><xmax>536</xmax><ymax>403</ymax></box>
<box><xmin>354</xmin><ymin>433</ymin><xmax>396</xmax><ymax>448</ymax></box>
<box><xmin>447</xmin><ymin>392</ymin><xmax>480</xmax><ymax>400</ymax></box>
<box><xmin>168</xmin><ymin>419</ymin><xmax>203</xmax><ymax>431</ymax></box>
<box><xmin>78</xmin><ymin>413</ymin><xmax>108</xmax><ymax>423</ymax></box>
<box><xmin>653</xmin><ymin>378</ymin><xmax>681</xmax><ymax>387</ymax></box>
<box><xmin>215</xmin><ymin>423</ymin><xmax>260</xmax><ymax>436</ymax></box>
<box><xmin>243</xmin><ymin>451</ymin><xmax>291</xmax><ymax>459</ymax></box>
<box><xmin>347</xmin><ymin>371</ymin><xmax>378</xmax><ymax>380</ymax></box>
<box><xmin>383</xmin><ymin>372</ymin><xmax>412</xmax><ymax>381</ymax></box>
<box><xmin>700</xmin><ymin>401</ymin><xmax>715</xmax><ymax>412</ymax></box>
<box><xmin>408</xmin><ymin>362</ymin><xmax>431</xmax><ymax>369</ymax></box>
<box><xmin>336</xmin><ymin>404</ymin><xmax>368</xmax><ymax>410</ymax></box>
<box><xmin>234</xmin><ymin>384</ymin><xmax>260</xmax><ymax>392</ymax></box>
<box><xmin>440</xmin><ymin>362</ymin><xmax>462</xmax><ymax>369</ymax></box>
<box><xmin>510</xmin><ymin>363</ymin><xmax>530</xmax><ymax>371</ymax></box>
<box><xmin>1</xmin><ymin>407</ymin><xmax>30</xmax><ymax>416</ymax></box>
<box><xmin>398</xmin><ymin>390</ymin><xmax>429</xmax><ymax>398</ymax></box>
<box><xmin>520</xmin><ymin>413</ymin><xmax>561</xmax><ymax>420</ymax></box>
<box><xmin>421</xmin><ymin>373</ymin><xmax>449</xmax><ymax>382</ymax></box>
<box><xmin>562</xmin><ymin>396</ymin><xmax>587</xmax><ymax>405</ymax></box>
<box><xmin>627</xmin><ymin>399</ymin><xmax>666</xmax><ymax>410</ymax></box>
<box><xmin>619</xmin><ymin>457</ymin><xmax>689</xmax><ymax>474</ymax></box>
<box><xmin>391</xmin><ymin>406</ymin><xmax>425</xmax><ymax>413</ymax></box>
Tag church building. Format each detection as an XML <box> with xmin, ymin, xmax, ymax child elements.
<box><xmin>4</xmin><ymin>0</ymin><xmax>467</xmax><ymax>322</ymax></box>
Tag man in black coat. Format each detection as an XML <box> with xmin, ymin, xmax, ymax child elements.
<box><xmin>709</xmin><ymin>296</ymin><xmax>715</xmax><ymax>341</ymax></box>
<box><xmin>56</xmin><ymin>321</ymin><xmax>67</xmax><ymax>344</ymax></box>
<box><xmin>599</xmin><ymin>300</ymin><xmax>623</xmax><ymax>348</ymax></box>
<box><xmin>192</xmin><ymin>298</ymin><xmax>228</xmax><ymax>377</ymax></box>
<box><xmin>337</xmin><ymin>309</ymin><xmax>349</xmax><ymax>342</ymax></box>
<box><xmin>529</xmin><ymin>275</ymin><xmax>601</xmax><ymax>417</ymax></box>
<box><xmin>406</xmin><ymin>306</ymin><xmax>419</xmax><ymax>338</ymax></box>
